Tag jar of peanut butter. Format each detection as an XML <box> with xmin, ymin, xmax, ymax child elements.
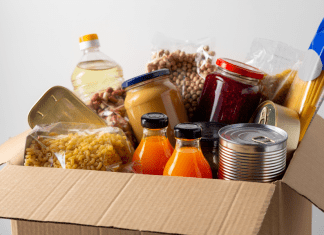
<box><xmin>122</xmin><ymin>69</ymin><xmax>188</xmax><ymax>146</ymax></box>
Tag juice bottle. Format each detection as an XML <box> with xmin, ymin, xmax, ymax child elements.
<box><xmin>163</xmin><ymin>123</ymin><xmax>212</xmax><ymax>178</ymax></box>
<box><xmin>132</xmin><ymin>113</ymin><xmax>174</xmax><ymax>175</ymax></box>
<box><xmin>71</xmin><ymin>34</ymin><xmax>124</xmax><ymax>105</ymax></box>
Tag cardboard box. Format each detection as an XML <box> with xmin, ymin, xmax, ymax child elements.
<box><xmin>0</xmin><ymin>116</ymin><xmax>323</xmax><ymax>235</ymax></box>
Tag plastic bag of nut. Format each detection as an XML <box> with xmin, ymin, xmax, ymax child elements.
<box><xmin>146</xmin><ymin>33</ymin><xmax>217</xmax><ymax>120</ymax></box>
<box><xmin>88</xmin><ymin>87</ymin><xmax>138</xmax><ymax>148</ymax></box>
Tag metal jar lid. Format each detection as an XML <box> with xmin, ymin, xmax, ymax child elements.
<box><xmin>122</xmin><ymin>69</ymin><xmax>170</xmax><ymax>89</ymax></box>
<box><xmin>218</xmin><ymin>123</ymin><xmax>288</xmax><ymax>153</ymax></box>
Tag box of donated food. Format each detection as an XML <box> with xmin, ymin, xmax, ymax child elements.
<box><xmin>0</xmin><ymin>115</ymin><xmax>323</xmax><ymax>235</ymax></box>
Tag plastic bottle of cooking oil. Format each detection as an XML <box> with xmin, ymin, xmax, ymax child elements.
<box><xmin>71</xmin><ymin>34</ymin><xmax>124</xmax><ymax>104</ymax></box>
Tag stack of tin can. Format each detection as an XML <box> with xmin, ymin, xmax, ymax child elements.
<box><xmin>218</xmin><ymin>124</ymin><xmax>287</xmax><ymax>183</ymax></box>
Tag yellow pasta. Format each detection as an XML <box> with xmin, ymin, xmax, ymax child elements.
<box><xmin>24</xmin><ymin>130</ymin><xmax>133</xmax><ymax>172</ymax></box>
<box><xmin>96</xmin><ymin>162</ymin><xmax>103</xmax><ymax>170</ymax></box>
<box><xmin>284</xmin><ymin>70</ymin><xmax>324</xmax><ymax>141</ymax></box>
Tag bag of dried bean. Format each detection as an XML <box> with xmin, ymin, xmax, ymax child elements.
<box><xmin>146</xmin><ymin>33</ymin><xmax>217</xmax><ymax>120</ymax></box>
<box><xmin>88</xmin><ymin>87</ymin><xmax>138</xmax><ymax>148</ymax></box>
<box><xmin>245</xmin><ymin>38</ymin><xmax>305</xmax><ymax>105</ymax></box>
<box><xmin>24</xmin><ymin>122</ymin><xmax>136</xmax><ymax>172</ymax></box>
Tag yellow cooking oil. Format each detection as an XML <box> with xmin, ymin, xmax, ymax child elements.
<box><xmin>71</xmin><ymin>60</ymin><xmax>123</xmax><ymax>104</ymax></box>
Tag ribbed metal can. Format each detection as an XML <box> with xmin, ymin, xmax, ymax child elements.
<box><xmin>218</xmin><ymin>123</ymin><xmax>287</xmax><ymax>182</ymax></box>
<box><xmin>249</xmin><ymin>100</ymin><xmax>300</xmax><ymax>165</ymax></box>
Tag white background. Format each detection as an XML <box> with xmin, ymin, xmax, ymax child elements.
<box><xmin>0</xmin><ymin>0</ymin><xmax>324</xmax><ymax>234</ymax></box>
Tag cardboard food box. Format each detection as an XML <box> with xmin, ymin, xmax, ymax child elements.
<box><xmin>0</xmin><ymin>116</ymin><xmax>323</xmax><ymax>235</ymax></box>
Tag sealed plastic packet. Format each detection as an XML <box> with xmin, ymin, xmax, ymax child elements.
<box><xmin>119</xmin><ymin>160</ymin><xmax>143</xmax><ymax>174</ymax></box>
<box><xmin>145</xmin><ymin>33</ymin><xmax>217</xmax><ymax>120</ymax></box>
<box><xmin>284</xmin><ymin>18</ymin><xmax>324</xmax><ymax>142</ymax></box>
<box><xmin>245</xmin><ymin>38</ymin><xmax>305</xmax><ymax>105</ymax></box>
<box><xmin>88</xmin><ymin>87</ymin><xmax>138</xmax><ymax>148</ymax></box>
<box><xmin>24</xmin><ymin>123</ymin><xmax>134</xmax><ymax>172</ymax></box>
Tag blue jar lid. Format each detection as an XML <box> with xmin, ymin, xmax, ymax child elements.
<box><xmin>122</xmin><ymin>69</ymin><xmax>170</xmax><ymax>89</ymax></box>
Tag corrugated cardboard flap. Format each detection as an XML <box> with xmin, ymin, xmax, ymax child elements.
<box><xmin>0</xmin><ymin>130</ymin><xmax>31</xmax><ymax>166</ymax></box>
<box><xmin>0</xmin><ymin>165</ymin><xmax>275</xmax><ymax>235</ymax></box>
<box><xmin>283</xmin><ymin>115</ymin><xmax>324</xmax><ymax>212</ymax></box>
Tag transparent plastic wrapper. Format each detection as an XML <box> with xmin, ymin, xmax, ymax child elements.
<box><xmin>24</xmin><ymin>123</ymin><xmax>135</xmax><ymax>172</ymax></box>
<box><xmin>245</xmin><ymin>38</ymin><xmax>305</xmax><ymax>105</ymax></box>
<box><xmin>88</xmin><ymin>87</ymin><xmax>138</xmax><ymax>148</ymax></box>
<box><xmin>145</xmin><ymin>33</ymin><xmax>217</xmax><ymax>120</ymax></box>
<box><xmin>284</xmin><ymin>18</ymin><xmax>324</xmax><ymax>142</ymax></box>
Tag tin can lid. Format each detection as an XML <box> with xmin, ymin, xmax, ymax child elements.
<box><xmin>216</xmin><ymin>58</ymin><xmax>264</xmax><ymax>80</ymax></box>
<box><xmin>250</xmin><ymin>101</ymin><xmax>277</xmax><ymax>126</ymax></box>
<box><xmin>122</xmin><ymin>69</ymin><xmax>170</xmax><ymax>89</ymax></box>
<box><xmin>28</xmin><ymin>86</ymin><xmax>107</xmax><ymax>129</ymax></box>
<box><xmin>219</xmin><ymin>123</ymin><xmax>287</xmax><ymax>152</ymax></box>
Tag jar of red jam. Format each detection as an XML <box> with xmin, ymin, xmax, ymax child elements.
<box><xmin>195</xmin><ymin>58</ymin><xmax>264</xmax><ymax>124</ymax></box>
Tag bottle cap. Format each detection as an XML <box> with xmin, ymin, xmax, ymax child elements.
<box><xmin>174</xmin><ymin>123</ymin><xmax>202</xmax><ymax>139</ymax></box>
<box><xmin>193</xmin><ymin>122</ymin><xmax>227</xmax><ymax>146</ymax></box>
<box><xmin>79</xmin><ymin>34</ymin><xmax>100</xmax><ymax>50</ymax></box>
<box><xmin>141</xmin><ymin>113</ymin><xmax>169</xmax><ymax>129</ymax></box>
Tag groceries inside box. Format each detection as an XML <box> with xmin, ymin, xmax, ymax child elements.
<box><xmin>0</xmin><ymin>19</ymin><xmax>323</xmax><ymax>235</ymax></box>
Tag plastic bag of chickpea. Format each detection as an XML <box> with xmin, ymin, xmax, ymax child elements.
<box><xmin>24</xmin><ymin>122</ymin><xmax>135</xmax><ymax>172</ymax></box>
<box><xmin>145</xmin><ymin>33</ymin><xmax>217</xmax><ymax>120</ymax></box>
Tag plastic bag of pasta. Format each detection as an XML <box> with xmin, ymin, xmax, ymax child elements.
<box><xmin>23</xmin><ymin>122</ymin><xmax>134</xmax><ymax>171</ymax></box>
<box><xmin>284</xmin><ymin>18</ymin><xmax>324</xmax><ymax>142</ymax></box>
<box><xmin>245</xmin><ymin>38</ymin><xmax>305</xmax><ymax>105</ymax></box>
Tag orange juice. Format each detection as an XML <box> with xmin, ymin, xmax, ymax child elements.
<box><xmin>163</xmin><ymin>146</ymin><xmax>212</xmax><ymax>178</ymax></box>
<box><xmin>132</xmin><ymin>113</ymin><xmax>174</xmax><ymax>175</ymax></box>
<box><xmin>133</xmin><ymin>135</ymin><xmax>173</xmax><ymax>175</ymax></box>
<box><xmin>163</xmin><ymin>123</ymin><xmax>212</xmax><ymax>179</ymax></box>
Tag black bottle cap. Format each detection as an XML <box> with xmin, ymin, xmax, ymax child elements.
<box><xmin>141</xmin><ymin>112</ymin><xmax>169</xmax><ymax>129</ymax></box>
<box><xmin>193</xmin><ymin>122</ymin><xmax>227</xmax><ymax>146</ymax></box>
<box><xmin>174</xmin><ymin>123</ymin><xmax>202</xmax><ymax>139</ymax></box>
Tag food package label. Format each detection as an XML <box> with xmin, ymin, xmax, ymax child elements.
<box><xmin>299</xmin><ymin>18</ymin><xmax>324</xmax><ymax>82</ymax></box>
